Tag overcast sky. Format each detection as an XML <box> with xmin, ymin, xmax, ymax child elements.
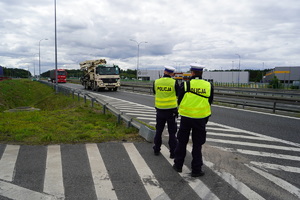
<box><xmin>1</xmin><ymin>0</ymin><xmax>299</xmax><ymax>75</ymax></box>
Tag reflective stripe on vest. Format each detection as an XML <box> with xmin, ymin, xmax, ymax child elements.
<box><xmin>155</xmin><ymin>78</ymin><xmax>177</xmax><ymax>109</ymax></box>
<box><xmin>179</xmin><ymin>79</ymin><xmax>211</xmax><ymax>118</ymax></box>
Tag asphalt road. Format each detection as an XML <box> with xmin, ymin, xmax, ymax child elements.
<box><xmin>0</xmin><ymin>82</ymin><xmax>299</xmax><ymax>200</ymax></box>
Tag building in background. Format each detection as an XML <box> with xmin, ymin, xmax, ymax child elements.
<box><xmin>138</xmin><ymin>69</ymin><xmax>249</xmax><ymax>84</ymax></box>
<box><xmin>264</xmin><ymin>66</ymin><xmax>300</xmax><ymax>86</ymax></box>
<box><xmin>137</xmin><ymin>69</ymin><xmax>164</xmax><ymax>81</ymax></box>
<box><xmin>0</xmin><ymin>66</ymin><xmax>3</xmax><ymax>77</ymax></box>
<box><xmin>203</xmin><ymin>71</ymin><xmax>249</xmax><ymax>84</ymax></box>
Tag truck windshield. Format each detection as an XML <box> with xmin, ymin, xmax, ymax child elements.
<box><xmin>57</xmin><ymin>71</ymin><xmax>66</xmax><ymax>75</ymax></box>
<box><xmin>96</xmin><ymin>66</ymin><xmax>120</xmax><ymax>75</ymax></box>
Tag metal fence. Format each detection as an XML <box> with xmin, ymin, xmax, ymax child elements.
<box><xmin>40</xmin><ymin>81</ymin><xmax>156</xmax><ymax>142</ymax></box>
<box><xmin>120</xmin><ymin>83</ymin><xmax>300</xmax><ymax>114</ymax></box>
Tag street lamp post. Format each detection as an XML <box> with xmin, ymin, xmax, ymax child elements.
<box><xmin>33</xmin><ymin>53</ymin><xmax>38</xmax><ymax>78</ymax></box>
<box><xmin>232</xmin><ymin>61</ymin><xmax>234</xmax><ymax>84</ymax></box>
<box><xmin>235</xmin><ymin>54</ymin><xmax>241</xmax><ymax>86</ymax></box>
<box><xmin>262</xmin><ymin>62</ymin><xmax>264</xmax><ymax>84</ymax></box>
<box><xmin>130</xmin><ymin>39</ymin><xmax>147</xmax><ymax>80</ymax></box>
<box><xmin>39</xmin><ymin>38</ymin><xmax>48</xmax><ymax>79</ymax></box>
<box><xmin>54</xmin><ymin>0</ymin><xmax>58</xmax><ymax>93</ymax></box>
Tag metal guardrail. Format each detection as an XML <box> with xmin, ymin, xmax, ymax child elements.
<box><xmin>214</xmin><ymin>87</ymin><xmax>300</xmax><ymax>98</ymax></box>
<box><xmin>40</xmin><ymin>81</ymin><xmax>156</xmax><ymax>142</ymax></box>
<box><xmin>120</xmin><ymin>83</ymin><xmax>300</xmax><ymax>114</ymax></box>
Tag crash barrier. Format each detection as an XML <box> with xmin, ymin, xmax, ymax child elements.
<box><xmin>120</xmin><ymin>84</ymin><xmax>153</xmax><ymax>94</ymax></box>
<box><xmin>120</xmin><ymin>83</ymin><xmax>300</xmax><ymax>114</ymax></box>
<box><xmin>40</xmin><ymin>81</ymin><xmax>156</xmax><ymax>142</ymax></box>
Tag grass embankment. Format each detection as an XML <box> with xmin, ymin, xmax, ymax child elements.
<box><xmin>0</xmin><ymin>79</ymin><xmax>142</xmax><ymax>145</ymax></box>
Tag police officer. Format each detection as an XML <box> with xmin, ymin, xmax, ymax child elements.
<box><xmin>153</xmin><ymin>66</ymin><xmax>179</xmax><ymax>158</ymax></box>
<box><xmin>173</xmin><ymin>63</ymin><xmax>214</xmax><ymax>177</ymax></box>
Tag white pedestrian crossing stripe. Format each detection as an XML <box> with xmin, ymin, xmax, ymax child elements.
<box><xmin>0</xmin><ymin>145</ymin><xmax>19</xmax><ymax>182</ymax></box>
<box><xmin>0</xmin><ymin>142</ymin><xmax>300</xmax><ymax>199</ymax></box>
<box><xmin>44</xmin><ymin>145</ymin><xmax>64</xmax><ymax>198</ymax></box>
<box><xmin>123</xmin><ymin>143</ymin><xmax>170</xmax><ymax>200</ymax></box>
<box><xmin>86</xmin><ymin>143</ymin><xmax>118</xmax><ymax>200</ymax></box>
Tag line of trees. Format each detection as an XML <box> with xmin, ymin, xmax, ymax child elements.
<box><xmin>0</xmin><ymin>67</ymin><xmax>32</xmax><ymax>78</ymax></box>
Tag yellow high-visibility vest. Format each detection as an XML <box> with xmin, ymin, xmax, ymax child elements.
<box><xmin>154</xmin><ymin>78</ymin><xmax>177</xmax><ymax>109</ymax></box>
<box><xmin>179</xmin><ymin>79</ymin><xmax>211</xmax><ymax>118</ymax></box>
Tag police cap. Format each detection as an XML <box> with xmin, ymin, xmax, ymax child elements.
<box><xmin>164</xmin><ymin>66</ymin><xmax>176</xmax><ymax>73</ymax></box>
<box><xmin>190</xmin><ymin>63</ymin><xmax>205</xmax><ymax>71</ymax></box>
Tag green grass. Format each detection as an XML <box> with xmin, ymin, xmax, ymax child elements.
<box><xmin>0</xmin><ymin>79</ymin><xmax>142</xmax><ymax>145</ymax></box>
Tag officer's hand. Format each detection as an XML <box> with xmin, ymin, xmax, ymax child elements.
<box><xmin>173</xmin><ymin>109</ymin><xmax>179</xmax><ymax>118</ymax></box>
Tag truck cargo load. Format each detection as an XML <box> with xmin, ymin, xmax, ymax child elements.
<box><xmin>79</xmin><ymin>59</ymin><xmax>120</xmax><ymax>91</ymax></box>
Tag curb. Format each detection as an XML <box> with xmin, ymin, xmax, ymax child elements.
<box><xmin>138</xmin><ymin>125</ymin><xmax>156</xmax><ymax>143</ymax></box>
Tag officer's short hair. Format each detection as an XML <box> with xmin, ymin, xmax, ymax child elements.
<box><xmin>191</xmin><ymin>70</ymin><xmax>203</xmax><ymax>76</ymax></box>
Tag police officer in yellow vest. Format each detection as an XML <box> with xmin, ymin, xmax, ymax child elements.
<box><xmin>153</xmin><ymin>66</ymin><xmax>179</xmax><ymax>158</ymax></box>
<box><xmin>173</xmin><ymin>63</ymin><xmax>214</xmax><ymax>177</ymax></box>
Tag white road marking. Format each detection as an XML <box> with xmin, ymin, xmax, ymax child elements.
<box><xmin>251</xmin><ymin>162</ymin><xmax>300</xmax><ymax>174</ymax></box>
<box><xmin>0</xmin><ymin>180</ymin><xmax>58</xmax><ymax>200</ymax></box>
<box><xmin>160</xmin><ymin>145</ymin><xmax>220</xmax><ymax>200</ymax></box>
<box><xmin>206</xmin><ymin>127</ymin><xmax>241</xmax><ymax>132</ymax></box>
<box><xmin>0</xmin><ymin>145</ymin><xmax>19</xmax><ymax>181</ymax></box>
<box><xmin>137</xmin><ymin>117</ymin><xmax>157</xmax><ymax>121</ymax></box>
<box><xmin>208</xmin><ymin>132</ymin><xmax>272</xmax><ymax>141</ymax></box>
<box><xmin>86</xmin><ymin>143</ymin><xmax>118</xmax><ymax>200</ymax></box>
<box><xmin>120</xmin><ymin>109</ymin><xmax>155</xmax><ymax>114</ymax></box>
<box><xmin>246</xmin><ymin>164</ymin><xmax>300</xmax><ymax>198</ymax></box>
<box><xmin>212</xmin><ymin>104</ymin><xmax>300</xmax><ymax>120</ymax></box>
<box><xmin>115</xmin><ymin>105</ymin><xmax>145</xmax><ymax>109</ymax></box>
<box><xmin>43</xmin><ymin>145</ymin><xmax>64</xmax><ymax>199</ymax></box>
<box><xmin>186</xmin><ymin>145</ymin><xmax>265</xmax><ymax>200</ymax></box>
<box><xmin>123</xmin><ymin>143</ymin><xmax>170</xmax><ymax>200</ymax></box>
<box><xmin>211</xmin><ymin>146</ymin><xmax>300</xmax><ymax>161</ymax></box>
<box><xmin>236</xmin><ymin>149</ymin><xmax>300</xmax><ymax>161</ymax></box>
<box><xmin>207</xmin><ymin>138</ymin><xmax>300</xmax><ymax>152</ymax></box>
<box><xmin>126</xmin><ymin>113</ymin><xmax>156</xmax><ymax>117</ymax></box>
<box><xmin>208</xmin><ymin>121</ymin><xmax>300</xmax><ymax>148</ymax></box>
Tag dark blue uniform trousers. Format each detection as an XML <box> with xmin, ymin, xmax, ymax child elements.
<box><xmin>153</xmin><ymin>109</ymin><xmax>178</xmax><ymax>155</ymax></box>
<box><xmin>174</xmin><ymin>116</ymin><xmax>208</xmax><ymax>173</ymax></box>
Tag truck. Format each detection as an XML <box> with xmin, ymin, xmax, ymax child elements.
<box><xmin>49</xmin><ymin>69</ymin><xmax>67</xmax><ymax>83</ymax></box>
<box><xmin>79</xmin><ymin>59</ymin><xmax>120</xmax><ymax>91</ymax></box>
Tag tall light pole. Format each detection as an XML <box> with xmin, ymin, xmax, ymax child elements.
<box><xmin>130</xmin><ymin>39</ymin><xmax>147</xmax><ymax>80</ymax></box>
<box><xmin>33</xmin><ymin>53</ymin><xmax>38</xmax><ymax>78</ymax></box>
<box><xmin>232</xmin><ymin>61</ymin><xmax>234</xmax><ymax>84</ymax></box>
<box><xmin>39</xmin><ymin>38</ymin><xmax>48</xmax><ymax>79</ymax></box>
<box><xmin>235</xmin><ymin>54</ymin><xmax>241</xmax><ymax>85</ymax></box>
<box><xmin>262</xmin><ymin>62</ymin><xmax>264</xmax><ymax>83</ymax></box>
<box><xmin>54</xmin><ymin>0</ymin><xmax>58</xmax><ymax>93</ymax></box>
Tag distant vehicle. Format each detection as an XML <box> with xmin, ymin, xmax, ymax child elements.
<box><xmin>49</xmin><ymin>69</ymin><xmax>67</xmax><ymax>83</ymax></box>
<box><xmin>79</xmin><ymin>59</ymin><xmax>120</xmax><ymax>91</ymax></box>
<box><xmin>0</xmin><ymin>77</ymin><xmax>12</xmax><ymax>81</ymax></box>
<box><xmin>0</xmin><ymin>66</ymin><xmax>11</xmax><ymax>81</ymax></box>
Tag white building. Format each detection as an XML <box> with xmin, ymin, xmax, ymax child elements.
<box><xmin>203</xmin><ymin>71</ymin><xmax>249</xmax><ymax>84</ymax></box>
<box><xmin>138</xmin><ymin>69</ymin><xmax>249</xmax><ymax>84</ymax></box>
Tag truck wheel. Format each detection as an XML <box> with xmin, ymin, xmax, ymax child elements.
<box><xmin>113</xmin><ymin>87</ymin><xmax>118</xmax><ymax>91</ymax></box>
<box><xmin>92</xmin><ymin>82</ymin><xmax>97</xmax><ymax>91</ymax></box>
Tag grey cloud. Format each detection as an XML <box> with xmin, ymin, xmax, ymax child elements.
<box><xmin>1</xmin><ymin>0</ymin><xmax>300</xmax><ymax>73</ymax></box>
